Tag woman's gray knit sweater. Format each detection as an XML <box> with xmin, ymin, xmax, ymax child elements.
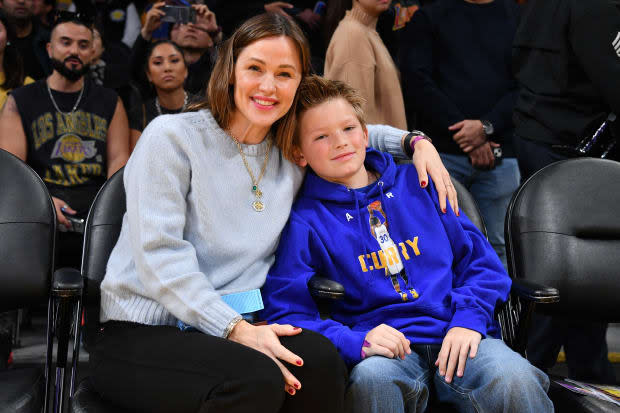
<box><xmin>100</xmin><ymin>109</ymin><xmax>408</xmax><ymax>337</ymax></box>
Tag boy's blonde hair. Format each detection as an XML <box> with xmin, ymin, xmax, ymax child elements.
<box><xmin>281</xmin><ymin>75</ymin><xmax>367</xmax><ymax>162</ymax></box>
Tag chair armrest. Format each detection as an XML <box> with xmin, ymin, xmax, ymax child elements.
<box><xmin>510</xmin><ymin>279</ymin><xmax>559</xmax><ymax>304</ymax></box>
<box><xmin>52</xmin><ymin>267</ymin><xmax>83</xmax><ymax>298</ymax></box>
<box><xmin>308</xmin><ymin>276</ymin><xmax>345</xmax><ymax>300</ymax></box>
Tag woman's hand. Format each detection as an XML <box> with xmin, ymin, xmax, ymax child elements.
<box><xmin>362</xmin><ymin>324</ymin><xmax>411</xmax><ymax>360</ymax></box>
<box><xmin>141</xmin><ymin>2</ymin><xmax>165</xmax><ymax>41</ymax></box>
<box><xmin>435</xmin><ymin>327</ymin><xmax>482</xmax><ymax>383</ymax></box>
<box><xmin>412</xmin><ymin>139</ymin><xmax>459</xmax><ymax>215</ymax></box>
<box><xmin>228</xmin><ymin>320</ymin><xmax>304</xmax><ymax>395</ymax></box>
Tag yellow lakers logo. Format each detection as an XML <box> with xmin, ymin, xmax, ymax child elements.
<box><xmin>51</xmin><ymin>134</ymin><xmax>98</xmax><ymax>163</ymax></box>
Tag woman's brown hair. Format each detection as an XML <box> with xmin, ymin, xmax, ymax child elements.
<box><xmin>189</xmin><ymin>13</ymin><xmax>311</xmax><ymax>150</ymax></box>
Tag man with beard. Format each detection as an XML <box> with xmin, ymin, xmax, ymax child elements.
<box><xmin>0</xmin><ymin>0</ymin><xmax>50</xmax><ymax>79</ymax></box>
<box><xmin>130</xmin><ymin>2</ymin><xmax>221</xmax><ymax>97</ymax></box>
<box><xmin>0</xmin><ymin>14</ymin><xmax>130</xmax><ymax>270</ymax></box>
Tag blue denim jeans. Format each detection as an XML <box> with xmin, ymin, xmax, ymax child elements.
<box><xmin>346</xmin><ymin>338</ymin><xmax>552</xmax><ymax>413</ymax></box>
<box><xmin>439</xmin><ymin>154</ymin><xmax>521</xmax><ymax>269</ymax></box>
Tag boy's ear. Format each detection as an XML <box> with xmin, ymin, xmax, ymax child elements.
<box><xmin>363</xmin><ymin>125</ymin><xmax>369</xmax><ymax>147</ymax></box>
<box><xmin>292</xmin><ymin>146</ymin><xmax>308</xmax><ymax>167</ymax></box>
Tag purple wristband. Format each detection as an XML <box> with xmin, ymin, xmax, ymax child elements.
<box><xmin>409</xmin><ymin>135</ymin><xmax>427</xmax><ymax>154</ymax></box>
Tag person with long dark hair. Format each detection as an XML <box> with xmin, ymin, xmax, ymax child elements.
<box><xmin>0</xmin><ymin>11</ymin><xmax>34</xmax><ymax>108</ymax></box>
<box><xmin>128</xmin><ymin>40</ymin><xmax>194</xmax><ymax>150</ymax></box>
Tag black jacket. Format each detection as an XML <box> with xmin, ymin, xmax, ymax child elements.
<box><xmin>399</xmin><ymin>0</ymin><xmax>520</xmax><ymax>156</ymax></box>
<box><xmin>513</xmin><ymin>0</ymin><xmax>620</xmax><ymax>145</ymax></box>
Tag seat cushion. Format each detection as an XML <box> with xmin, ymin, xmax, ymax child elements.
<box><xmin>0</xmin><ymin>367</ymin><xmax>44</xmax><ymax>413</ymax></box>
<box><xmin>71</xmin><ymin>378</ymin><xmax>133</xmax><ymax>413</ymax></box>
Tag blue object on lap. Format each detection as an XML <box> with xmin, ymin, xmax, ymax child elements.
<box><xmin>177</xmin><ymin>289</ymin><xmax>264</xmax><ymax>331</ymax></box>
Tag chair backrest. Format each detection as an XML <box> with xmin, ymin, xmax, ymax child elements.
<box><xmin>505</xmin><ymin>158</ymin><xmax>620</xmax><ymax>320</ymax></box>
<box><xmin>0</xmin><ymin>149</ymin><xmax>55</xmax><ymax>312</ymax></box>
<box><xmin>452</xmin><ymin>178</ymin><xmax>487</xmax><ymax>238</ymax></box>
<box><xmin>81</xmin><ymin>167</ymin><xmax>125</xmax><ymax>340</ymax></box>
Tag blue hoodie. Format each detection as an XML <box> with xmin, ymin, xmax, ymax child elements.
<box><xmin>261</xmin><ymin>148</ymin><xmax>511</xmax><ymax>367</ymax></box>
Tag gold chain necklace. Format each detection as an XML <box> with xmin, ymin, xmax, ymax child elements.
<box><xmin>229</xmin><ymin>133</ymin><xmax>273</xmax><ymax>212</ymax></box>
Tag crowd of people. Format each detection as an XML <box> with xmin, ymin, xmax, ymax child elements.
<box><xmin>0</xmin><ymin>0</ymin><xmax>619</xmax><ymax>412</ymax></box>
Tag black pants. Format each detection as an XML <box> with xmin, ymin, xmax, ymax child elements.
<box><xmin>514</xmin><ymin>135</ymin><xmax>615</xmax><ymax>383</ymax></box>
<box><xmin>91</xmin><ymin>322</ymin><xmax>347</xmax><ymax>413</ymax></box>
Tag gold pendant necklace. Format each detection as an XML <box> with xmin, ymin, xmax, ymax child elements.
<box><xmin>228</xmin><ymin>133</ymin><xmax>273</xmax><ymax>212</ymax></box>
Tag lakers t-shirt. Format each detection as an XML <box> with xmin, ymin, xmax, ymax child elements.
<box><xmin>12</xmin><ymin>79</ymin><xmax>118</xmax><ymax>216</ymax></box>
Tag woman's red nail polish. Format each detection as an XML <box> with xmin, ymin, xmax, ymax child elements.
<box><xmin>296</xmin><ymin>360</ymin><xmax>302</xmax><ymax>365</ymax></box>
<box><xmin>294</xmin><ymin>382</ymin><xmax>300</xmax><ymax>389</ymax></box>
<box><xmin>421</xmin><ymin>181</ymin><xmax>427</xmax><ymax>187</ymax></box>
<box><xmin>293</xmin><ymin>327</ymin><xmax>301</xmax><ymax>330</ymax></box>
<box><xmin>442</xmin><ymin>208</ymin><xmax>447</xmax><ymax>213</ymax></box>
<box><xmin>288</xmin><ymin>388</ymin><xmax>295</xmax><ymax>395</ymax></box>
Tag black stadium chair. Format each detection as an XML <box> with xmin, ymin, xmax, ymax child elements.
<box><xmin>69</xmin><ymin>168</ymin><xmax>129</xmax><ymax>413</ymax></box>
<box><xmin>505</xmin><ymin>158</ymin><xmax>620</xmax><ymax>413</ymax></box>
<box><xmin>0</xmin><ymin>148</ymin><xmax>82</xmax><ymax>413</ymax></box>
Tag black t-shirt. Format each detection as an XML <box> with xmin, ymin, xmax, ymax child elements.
<box><xmin>12</xmin><ymin>79</ymin><xmax>118</xmax><ymax>216</ymax></box>
<box><xmin>14</xmin><ymin>34</ymin><xmax>46</xmax><ymax>80</ymax></box>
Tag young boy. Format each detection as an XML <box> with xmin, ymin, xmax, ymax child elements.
<box><xmin>261</xmin><ymin>76</ymin><xmax>553</xmax><ymax>413</ymax></box>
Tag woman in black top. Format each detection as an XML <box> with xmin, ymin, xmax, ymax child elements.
<box><xmin>129</xmin><ymin>40</ymin><xmax>194</xmax><ymax>150</ymax></box>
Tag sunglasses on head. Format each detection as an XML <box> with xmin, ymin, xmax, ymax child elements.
<box><xmin>52</xmin><ymin>11</ymin><xmax>95</xmax><ymax>28</ymax></box>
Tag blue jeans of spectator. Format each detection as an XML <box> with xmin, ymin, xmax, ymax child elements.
<box><xmin>346</xmin><ymin>338</ymin><xmax>552</xmax><ymax>413</ymax></box>
<box><xmin>439</xmin><ymin>154</ymin><xmax>520</xmax><ymax>269</ymax></box>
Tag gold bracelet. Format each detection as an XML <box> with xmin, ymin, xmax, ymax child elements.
<box><xmin>223</xmin><ymin>315</ymin><xmax>243</xmax><ymax>339</ymax></box>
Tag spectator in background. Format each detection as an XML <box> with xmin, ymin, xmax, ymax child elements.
<box><xmin>88</xmin><ymin>25</ymin><xmax>131</xmax><ymax>91</ymax></box>
<box><xmin>0</xmin><ymin>0</ymin><xmax>50</xmax><ymax>79</ymax></box>
<box><xmin>73</xmin><ymin>0</ymin><xmax>142</xmax><ymax>48</ymax></box>
<box><xmin>32</xmin><ymin>0</ymin><xmax>53</xmax><ymax>29</ymax></box>
<box><xmin>323</xmin><ymin>0</ymin><xmax>407</xmax><ymax>130</ymax></box>
<box><xmin>400</xmin><ymin>0</ymin><xmax>521</xmax><ymax>269</ymax></box>
<box><xmin>131</xmin><ymin>2</ymin><xmax>220</xmax><ymax>98</ymax></box>
<box><xmin>513</xmin><ymin>0</ymin><xmax>620</xmax><ymax>383</ymax></box>
<box><xmin>128</xmin><ymin>40</ymin><xmax>194</xmax><ymax>150</ymax></box>
<box><xmin>0</xmin><ymin>11</ymin><xmax>34</xmax><ymax>108</ymax></box>
<box><xmin>0</xmin><ymin>13</ymin><xmax>129</xmax><ymax>269</ymax></box>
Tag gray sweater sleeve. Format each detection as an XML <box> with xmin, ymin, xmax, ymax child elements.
<box><xmin>123</xmin><ymin>119</ymin><xmax>239</xmax><ymax>337</ymax></box>
<box><xmin>367</xmin><ymin>124</ymin><xmax>408</xmax><ymax>160</ymax></box>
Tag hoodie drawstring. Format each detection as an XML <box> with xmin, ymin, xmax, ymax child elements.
<box><xmin>352</xmin><ymin>189</ymin><xmax>374</xmax><ymax>285</ymax></box>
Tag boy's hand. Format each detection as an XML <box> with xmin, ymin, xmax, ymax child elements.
<box><xmin>435</xmin><ymin>327</ymin><xmax>481</xmax><ymax>383</ymax></box>
<box><xmin>363</xmin><ymin>324</ymin><xmax>411</xmax><ymax>360</ymax></box>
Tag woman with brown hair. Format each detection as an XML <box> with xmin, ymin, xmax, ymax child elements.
<box><xmin>93</xmin><ymin>12</ymin><xmax>457</xmax><ymax>413</ymax></box>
